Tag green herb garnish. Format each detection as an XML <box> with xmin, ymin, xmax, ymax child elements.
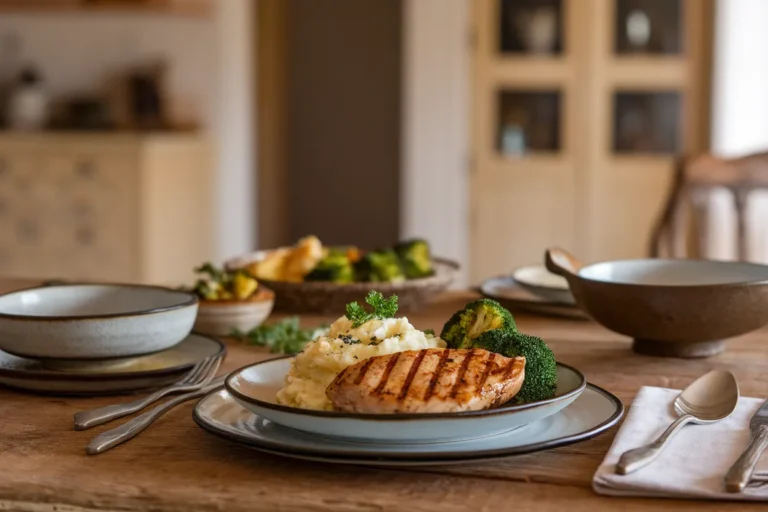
<box><xmin>345</xmin><ymin>291</ymin><xmax>398</xmax><ymax>328</ymax></box>
<box><xmin>424</xmin><ymin>329</ymin><xmax>435</xmax><ymax>337</ymax></box>
<box><xmin>231</xmin><ymin>317</ymin><xmax>328</xmax><ymax>354</ymax></box>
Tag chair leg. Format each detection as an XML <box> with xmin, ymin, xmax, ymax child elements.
<box><xmin>691</xmin><ymin>188</ymin><xmax>710</xmax><ymax>260</ymax></box>
<box><xmin>734</xmin><ymin>188</ymin><xmax>749</xmax><ymax>261</ymax></box>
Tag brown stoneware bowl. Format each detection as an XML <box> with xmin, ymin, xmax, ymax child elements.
<box><xmin>545</xmin><ymin>247</ymin><xmax>768</xmax><ymax>358</ymax></box>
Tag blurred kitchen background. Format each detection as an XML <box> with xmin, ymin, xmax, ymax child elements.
<box><xmin>0</xmin><ymin>0</ymin><xmax>765</xmax><ymax>287</ymax></box>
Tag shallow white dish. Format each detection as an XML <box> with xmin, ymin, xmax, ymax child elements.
<box><xmin>194</xmin><ymin>384</ymin><xmax>622</xmax><ymax>466</ymax></box>
<box><xmin>224</xmin><ymin>356</ymin><xmax>586</xmax><ymax>444</ymax></box>
<box><xmin>193</xmin><ymin>289</ymin><xmax>275</xmax><ymax>337</ymax></box>
<box><xmin>480</xmin><ymin>276</ymin><xmax>588</xmax><ymax>320</ymax></box>
<box><xmin>0</xmin><ymin>332</ymin><xmax>225</xmax><ymax>395</ymax></box>
<box><xmin>512</xmin><ymin>265</ymin><xmax>575</xmax><ymax>305</ymax></box>
<box><xmin>0</xmin><ymin>284</ymin><xmax>198</xmax><ymax>360</ymax></box>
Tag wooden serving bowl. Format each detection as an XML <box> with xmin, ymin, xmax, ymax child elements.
<box><xmin>225</xmin><ymin>251</ymin><xmax>459</xmax><ymax>314</ymax></box>
<box><xmin>545</xmin><ymin>247</ymin><xmax>768</xmax><ymax>358</ymax></box>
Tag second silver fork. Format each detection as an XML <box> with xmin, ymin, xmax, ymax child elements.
<box><xmin>74</xmin><ymin>354</ymin><xmax>223</xmax><ymax>430</ymax></box>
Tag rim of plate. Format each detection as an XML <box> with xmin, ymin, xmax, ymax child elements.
<box><xmin>224</xmin><ymin>355</ymin><xmax>587</xmax><ymax>421</ymax></box>
<box><xmin>0</xmin><ymin>332</ymin><xmax>226</xmax><ymax>381</ymax></box>
<box><xmin>0</xmin><ymin>283</ymin><xmax>198</xmax><ymax>321</ymax></box>
<box><xmin>193</xmin><ymin>383</ymin><xmax>624</xmax><ymax>462</ymax></box>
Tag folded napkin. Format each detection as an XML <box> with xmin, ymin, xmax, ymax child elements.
<box><xmin>593</xmin><ymin>386</ymin><xmax>768</xmax><ymax>501</ymax></box>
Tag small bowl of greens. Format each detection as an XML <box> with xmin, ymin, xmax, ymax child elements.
<box><xmin>224</xmin><ymin>236</ymin><xmax>459</xmax><ymax>314</ymax></box>
<box><xmin>185</xmin><ymin>263</ymin><xmax>275</xmax><ymax>337</ymax></box>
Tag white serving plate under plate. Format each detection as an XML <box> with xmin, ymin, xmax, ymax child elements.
<box><xmin>194</xmin><ymin>384</ymin><xmax>623</xmax><ymax>466</ymax></box>
<box><xmin>224</xmin><ymin>356</ymin><xmax>587</xmax><ymax>444</ymax></box>
<box><xmin>480</xmin><ymin>276</ymin><xmax>588</xmax><ymax>320</ymax></box>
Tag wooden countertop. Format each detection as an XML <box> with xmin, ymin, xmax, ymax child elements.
<box><xmin>1</xmin><ymin>279</ymin><xmax>767</xmax><ymax>511</ymax></box>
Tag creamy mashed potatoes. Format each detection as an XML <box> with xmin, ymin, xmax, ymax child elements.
<box><xmin>276</xmin><ymin>315</ymin><xmax>446</xmax><ymax>410</ymax></box>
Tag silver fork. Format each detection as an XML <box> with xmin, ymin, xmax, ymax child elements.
<box><xmin>74</xmin><ymin>355</ymin><xmax>223</xmax><ymax>430</ymax></box>
<box><xmin>86</xmin><ymin>376</ymin><xmax>226</xmax><ymax>455</ymax></box>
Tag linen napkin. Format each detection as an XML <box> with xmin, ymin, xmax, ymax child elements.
<box><xmin>593</xmin><ymin>386</ymin><xmax>768</xmax><ymax>501</ymax></box>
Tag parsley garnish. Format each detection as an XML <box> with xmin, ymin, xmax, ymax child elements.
<box><xmin>345</xmin><ymin>291</ymin><xmax>399</xmax><ymax>328</ymax></box>
<box><xmin>424</xmin><ymin>329</ymin><xmax>435</xmax><ymax>337</ymax></box>
<box><xmin>231</xmin><ymin>317</ymin><xmax>328</xmax><ymax>354</ymax></box>
<box><xmin>340</xmin><ymin>334</ymin><xmax>361</xmax><ymax>345</ymax></box>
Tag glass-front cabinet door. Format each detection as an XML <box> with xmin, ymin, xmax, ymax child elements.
<box><xmin>469</xmin><ymin>0</ymin><xmax>711</xmax><ymax>281</ymax></box>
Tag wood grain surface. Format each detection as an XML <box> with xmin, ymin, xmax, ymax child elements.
<box><xmin>1</xmin><ymin>280</ymin><xmax>767</xmax><ymax>511</ymax></box>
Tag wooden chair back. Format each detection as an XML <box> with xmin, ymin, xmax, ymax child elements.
<box><xmin>650</xmin><ymin>152</ymin><xmax>768</xmax><ymax>260</ymax></box>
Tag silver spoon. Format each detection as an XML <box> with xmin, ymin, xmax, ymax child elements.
<box><xmin>616</xmin><ymin>369</ymin><xmax>739</xmax><ymax>475</ymax></box>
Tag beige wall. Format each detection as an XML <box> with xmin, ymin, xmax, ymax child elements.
<box><xmin>286</xmin><ymin>0</ymin><xmax>401</xmax><ymax>250</ymax></box>
<box><xmin>0</xmin><ymin>13</ymin><xmax>216</xmax><ymax>128</ymax></box>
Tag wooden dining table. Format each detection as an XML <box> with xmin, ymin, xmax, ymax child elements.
<box><xmin>1</xmin><ymin>278</ymin><xmax>767</xmax><ymax>511</ymax></box>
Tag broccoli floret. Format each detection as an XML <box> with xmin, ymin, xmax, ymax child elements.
<box><xmin>440</xmin><ymin>299</ymin><xmax>517</xmax><ymax>350</ymax></box>
<box><xmin>505</xmin><ymin>332</ymin><xmax>557</xmax><ymax>404</ymax></box>
<box><xmin>394</xmin><ymin>239</ymin><xmax>433</xmax><ymax>278</ymax></box>
<box><xmin>305</xmin><ymin>253</ymin><xmax>355</xmax><ymax>283</ymax></box>
<box><xmin>440</xmin><ymin>299</ymin><xmax>557</xmax><ymax>404</ymax></box>
<box><xmin>354</xmin><ymin>249</ymin><xmax>405</xmax><ymax>283</ymax></box>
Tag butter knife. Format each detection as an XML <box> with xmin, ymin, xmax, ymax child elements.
<box><xmin>725</xmin><ymin>398</ymin><xmax>768</xmax><ymax>492</ymax></box>
<box><xmin>85</xmin><ymin>376</ymin><xmax>225</xmax><ymax>455</ymax></box>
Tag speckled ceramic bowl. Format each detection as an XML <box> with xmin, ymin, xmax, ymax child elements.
<box><xmin>546</xmin><ymin>247</ymin><xmax>768</xmax><ymax>358</ymax></box>
<box><xmin>193</xmin><ymin>288</ymin><xmax>275</xmax><ymax>337</ymax></box>
<box><xmin>0</xmin><ymin>284</ymin><xmax>198</xmax><ymax>361</ymax></box>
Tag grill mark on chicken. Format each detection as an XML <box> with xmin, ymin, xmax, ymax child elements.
<box><xmin>477</xmin><ymin>351</ymin><xmax>494</xmax><ymax>391</ymax></box>
<box><xmin>354</xmin><ymin>358</ymin><xmax>375</xmax><ymax>385</ymax></box>
<box><xmin>450</xmin><ymin>349</ymin><xmax>476</xmax><ymax>398</ymax></box>
<box><xmin>398</xmin><ymin>349</ymin><xmax>427</xmax><ymax>401</ymax></box>
<box><xmin>374</xmin><ymin>352</ymin><xmax>401</xmax><ymax>394</ymax></box>
<box><xmin>503</xmin><ymin>356</ymin><xmax>519</xmax><ymax>380</ymax></box>
<box><xmin>424</xmin><ymin>349</ymin><xmax>452</xmax><ymax>400</ymax></box>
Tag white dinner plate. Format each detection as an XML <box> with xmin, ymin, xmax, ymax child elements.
<box><xmin>224</xmin><ymin>356</ymin><xmax>586</xmax><ymax>443</ymax></box>
<box><xmin>193</xmin><ymin>384</ymin><xmax>623</xmax><ymax>466</ymax></box>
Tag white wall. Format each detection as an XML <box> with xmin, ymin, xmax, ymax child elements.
<box><xmin>708</xmin><ymin>0</ymin><xmax>768</xmax><ymax>262</ymax></box>
<box><xmin>0</xmin><ymin>5</ymin><xmax>256</xmax><ymax>262</ymax></box>
<box><xmin>401</xmin><ymin>0</ymin><xmax>470</xmax><ymax>285</ymax></box>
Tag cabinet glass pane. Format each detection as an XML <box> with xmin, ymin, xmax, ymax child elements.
<box><xmin>499</xmin><ymin>0</ymin><xmax>563</xmax><ymax>55</ymax></box>
<box><xmin>498</xmin><ymin>90</ymin><xmax>561</xmax><ymax>155</ymax></box>
<box><xmin>613</xmin><ymin>91</ymin><xmax>680</xmax><ymax>154</ymax></box>
<box><xmin>615</xmin><ymin>0</ymin><xmax>682</xmax><ymax>54</ymax></box>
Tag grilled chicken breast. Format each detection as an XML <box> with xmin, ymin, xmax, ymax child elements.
<box><xmin>326</xmin><ymin>348</ymin><xmax>525</xmax><ymax>414</ymax></box>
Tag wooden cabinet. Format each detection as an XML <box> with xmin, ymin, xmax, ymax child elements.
<box><xmin>0</xmin><ymin>134</ymin><xmax>214</xmax><ymax>285</ymax></box>
<box><xmin>470</xmin><ymin>0</ymin><xmax>712</xmax><ymax>282</ymax></box>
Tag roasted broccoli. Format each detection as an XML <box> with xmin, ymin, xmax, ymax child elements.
<box><xmin>394</xmin><ymin>239</ymin><xmax>433</xmax><ymax>278</ymax></box>
<box><xmin>440</xmin><ymin>299</ymin><xmax>557</xmax><ymax>404</ymax></box>
<box><xmin>440</xmin><ymin>299</ymin><xmax>517</xmax><ymax>353</ymax></box>
<box><xmin>189</xmin><ymin>262</ymin><xmax>258</xmax><ymax>301</ymax></box>
<box><xmin>354</xmin><ymin>249</ymin><xmax>406</xmax><ymax>282</ymax></box>
<box><xmin>305</xmin><ymin>252</ymin><xmax>355</xmax><ymax>283</ymax></box>
<box><xmin>504</xmin><ymin>332</ymin><xmax>557</xmax><ymax>404</ymax></box>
